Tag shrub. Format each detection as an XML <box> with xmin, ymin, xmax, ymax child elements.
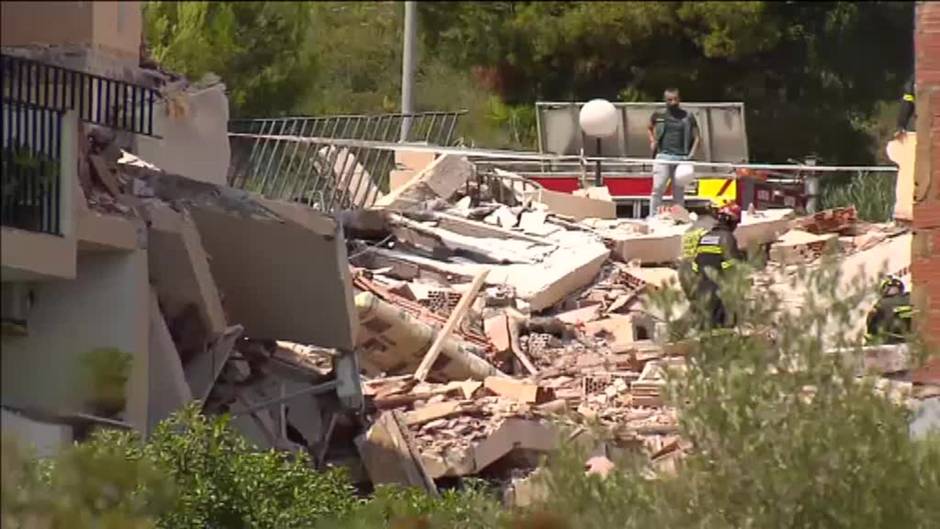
<box><xmin>526</xmin><ymin>258</ymin><xmax>940</xmax><ymax>529</ymax></box>
<box><xmin>1</xmin><ymin>404</ymin><xmax>359</xmax><ymax>529</ymax></box>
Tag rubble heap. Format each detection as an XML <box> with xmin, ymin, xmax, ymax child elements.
<box><xmin>345</xmin><ymin>155</ymin><xmax>927</xmax><ymax>498</ymax></box>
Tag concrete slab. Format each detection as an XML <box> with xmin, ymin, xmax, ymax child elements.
<box><xmin>472</xmin><ymin>418</ymin><xmax>558</xmax><ymax>472</ymax></box>
<box><xmin>189</xmin><ymin>206</ymin><xmax>358</xmax><ymax>349</ymax></box>
<box><xmin>735</xmin><ymin>208</ymin><xmax>795</xmax><ymax>250</ymax></box>
<box><xmin>524</xmin><ymin>188</ymin><xmax>616</xmax><ymax>220</ymax></box>
<box><xmin>376</xmin><ymin>155</ymin><xmax>471</xmax><ymax>210</ymax></box>
<box><xmin>604</xmin><ymin>225</ymin><xmax>688</xmax><ymax>265</ymax></box>
<box><xmin>145</xmin><ymin>203</ymin><xmax>227</xmax><ymax>338</ymax></box>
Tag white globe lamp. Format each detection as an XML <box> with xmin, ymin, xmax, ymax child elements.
<box><xmin>579</xmin><ymin>98</ymin><xmax>618</xmax><ymax>186</ymax></box>
<box><xmin>579</xmin><ymin>99</ymin><xmax>619</xmax><ymax>138</ymax></box>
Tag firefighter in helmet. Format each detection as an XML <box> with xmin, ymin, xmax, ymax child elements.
<box><xmin>865</xmin><ymin>275</ymin><xmax>914</xmax><ymax>344</ymax></box>
<box><xmin>690</xmin><ymin>201</ymin><xmax>744</xmax><ymax>329</ymax></box>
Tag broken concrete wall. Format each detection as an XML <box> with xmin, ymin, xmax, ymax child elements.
<box><xmin>1</xmin><ymin>250</ymin><xmax>150</xmax><ymax>429</ymax></box>
<box><xmin>147</xmin><ymin>289</ymin><xmax>192</xmax><ymax>432</ymax></box>
<box><xmin>375</xmin><ymin>155</ymin><xmax>471</xmax><ymax>210</ymax></box>
<box><xmin>188</xmin><ymin>205</ymin><xmax>357</xmax><ymax>350</ymax></box>
<box><xmin>125</xmin><ymin>168</ymin><xmax>359</xmax><ymax>350</ymax></box>
<box><xmin>145</xmin><ymin>202</ymin><xmax>227</xmax><ymax>341</ymax></box>
<box><xmin>136</xmin><ymin>85</ymin><xmax>231</xmax><ymax>187</ymax></box>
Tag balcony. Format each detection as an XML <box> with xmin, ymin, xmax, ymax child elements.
<box><xmin>2</xmin><ymin>99</ymin><xmax>64</xmax><ymax>235</ymax></box>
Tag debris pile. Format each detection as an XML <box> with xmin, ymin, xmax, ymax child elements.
<box><xmin>343</xmin><ymin>155</ymin><xmax>929</xmax><ymax>498</ymax></box>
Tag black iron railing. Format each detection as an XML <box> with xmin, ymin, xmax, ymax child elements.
<box><xmin>1</xmin><ymin>53</ymin><xmax>160</xmax><ymax>137</ymax></box>
<box><xmin>1</xmin><ymin>99</ymin><xmax>63</xmax><ymax>235</ymax></box>
<box><xmin>227</xmin><ymin>111</ymin><xmax>466</xmax><ymax>212</ymax></box>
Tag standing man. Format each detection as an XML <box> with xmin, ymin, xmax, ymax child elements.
<box><xmin>647</xmin><ymin>88</ymin><xmax>700</xmax><ymax>215</ymax></box>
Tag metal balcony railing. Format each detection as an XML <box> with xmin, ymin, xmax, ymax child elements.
<box><xmin>1</xmin><ymin>99</ymin><xmax>63</xmax><ymax>235</ymax></box>
<box><xmin>227</xmin><ymin>111</ymin><xmax>466</xmax><ymax>212</ymax></box>
<box><xmin>1</xmin><ymin>53</ymin><xmax>160</xmax><ymax>137</ymax></box>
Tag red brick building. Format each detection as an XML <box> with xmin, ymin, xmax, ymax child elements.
<box><xmin>912</xmin><ymin>1</ymin><xmax>940</xmax><ymax>349</ymax></box>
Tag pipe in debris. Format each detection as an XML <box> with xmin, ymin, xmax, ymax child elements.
<box><xmin>354</xmin><ymin>291</ymin><xmax>503</xmax><ymax>380</ymax></box>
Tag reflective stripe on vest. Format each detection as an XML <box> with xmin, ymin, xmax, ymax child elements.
<box><xmin>696</xmin><ymin>245</ymin><xmax>723</xmax><ymax>256</ymax></box>
<box><xmin>902</xmin><ymin>94</ymin><xmax>915</xmax><ymax>102</ymax></box>
<box><xmin>894</xmin><ymin>305</ymin><xmax>914</xmax><ymax>319</ymax></box>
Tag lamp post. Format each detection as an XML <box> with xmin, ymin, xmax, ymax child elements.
<box><xmin>579</xmin><ymin>99</ymin><xmax>618</xmax><ymax>187</ymax></box>
<box><xmin>400</xmin><ymin>1</ymin><xmax>417</xmax><ymax>142</ymax></box>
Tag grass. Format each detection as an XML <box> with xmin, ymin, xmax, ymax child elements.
<box><xmin>820</xmin><ymin>170</ymin><xmax>895</xmax><ymax>222</ymax></box>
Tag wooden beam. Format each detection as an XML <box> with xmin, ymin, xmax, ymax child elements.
<box><xmin>507</xmin><ymin>313</ymin><xmax>539</xmax><ymax>376</ymax></box>
<box><xmin>413</xmin><ymin>269</ymin><xmax>489</xmax><ymax>381</ymax></box>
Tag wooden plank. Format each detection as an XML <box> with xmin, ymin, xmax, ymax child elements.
<box><xmin>355</xmin><ymin>411</ymin><xmax>438</xmax><ymax>494</ymax></box>
<box><xmin>507</xmin><ymin>314</ymin><xmax>539</xmax><ymax>376</ymax></box>
<box><xmin>413</xmin><ymin>269</ymin><xmax>490</xmax><ymax>381</ymax></box>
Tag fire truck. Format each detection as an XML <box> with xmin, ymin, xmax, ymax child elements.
<box><xmin>523</xmin><ymin>101</ymin><xmax>808</xmax><ymax>218</ymax></box>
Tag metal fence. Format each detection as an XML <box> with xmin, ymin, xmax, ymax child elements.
<box><xmin>1</xmin><ymin>99</ymin><xmax>63</xmax><ymax>235</ymax></box>
<box><xmin>1</xmin><ymin>53</ymin><xmax>160</xmax><ymax>137</ymax></box>
<box><xmin>227</xmin><ymin>111</ymin><xmax>465</xmax><ymax>212</ymax></box>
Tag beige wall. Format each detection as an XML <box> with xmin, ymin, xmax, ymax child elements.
<box><xmin>188</xmin><ymin>207</ymin><xmax>359</xmax><ymax>350</ymax></box>
<box><xmin>1</xmin><ymin>1</ymin><xmax>141</xmax><ymax>60</ymax></box>
<box><xmin>1</xmin><ymin>250</ymin><xmax>150</xmax><ymax>429</ymax></box>
<box><xmin>135</xmin><ymin>85</ymin><xmax>232</xmax><ymax>187</ymax></box>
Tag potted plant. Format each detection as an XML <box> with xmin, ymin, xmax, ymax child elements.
<box><xmin>77</xmin><ymin>347</ymin><xmax>133</xmax><ymax>418</ymax></box>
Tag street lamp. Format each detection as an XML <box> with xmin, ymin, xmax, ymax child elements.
<box><xmin>579</xmin><ymin>99</ymin><xmax>618</xmax><ymax>187</ymax></box>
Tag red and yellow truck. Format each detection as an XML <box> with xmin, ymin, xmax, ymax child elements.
<box><xmin>529</xmin><ymin>101</ymin><xmax>750</xmax><ymax>217</ymax></box>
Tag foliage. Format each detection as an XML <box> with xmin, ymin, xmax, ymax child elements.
<box><xmin>77</xmin><ymin>347</ymin><xmax>133</xmax><ymax>416</ymax></box>
<box><xmin>316</xmin><ymin>481</ymin><xmax>507</xmax><ymax>529</ymax></box>
<box><xmin>143</xmin><ymin>1</ymin><xmax>317</xmax><ymax>118</ymax></box>
<box><xmin>143</xmin><ymin>2</ymin><xmax>913</xmax><ymax>161</ymax></box>
<box><xmin>1</xmin><ymin>435</ymin><xmax>172</xmax><ymax>529</ymax></box>
<box><xmin>820</xmin><ymin>171</ymin><xmax>896</xmax><ymax>222</ymax></box>
<box><xmin>420</xmin><ymin>1</ymin><xmax>914</xmax><ymax>163</ymax></box>
<box><xmin>525</xmin><ymin>259</ymin><xmax>940</xmax><ymax>528</ymax></box>
<box><xmin>1</xmin><ymin>405</ymin><xmax>358</xmax><ymax>529</ymax></box>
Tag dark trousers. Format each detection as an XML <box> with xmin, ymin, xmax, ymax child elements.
<box><xmin>695</xmin><ymin>281</ymin><xmax>730</xmax><ymax>330</ymax></box>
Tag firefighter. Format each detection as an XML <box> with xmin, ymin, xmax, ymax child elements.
<box><xmin>691</xmin><ymin>201</ymin><xmax>743</xmax><ymax>329</ymax></box>
<box><xmin>678</xmin><ymin>225</ymin><xmax>707</xmax><ymax>300</ymax></box>
<box><xmin>865</xmin><ymin>275</ymin><xmax>914</xmax><ymax>345</ymax></box>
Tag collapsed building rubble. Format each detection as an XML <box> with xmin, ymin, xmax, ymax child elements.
<box><xmin>339</xmin><ymin>154</ymin><xmax>935</xmax><ymax>501</ymax></box>
<box><xmin>55</xmin><ymin>111</ymin><xmax>934</xmax><ymax>500</ymax></box>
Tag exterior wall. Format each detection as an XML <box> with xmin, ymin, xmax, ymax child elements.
<box><xmin>1</xmin><ymin>409</ymin><xmax>73</xmax><ymax>458</ymax></box>
<box><xmin>0</xmin><ymin>1</ymin><xmax>141</xmax><ymax>61</ymax></box>
<box><xmin>912</xmin><ymin>1</ymin><xmax>940</xmax><ymax>347</ymax></box>
<box><xmin>1</xmin><ymin>250</ymin><xmax>150</xmax><ymax>430</ymax></box>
